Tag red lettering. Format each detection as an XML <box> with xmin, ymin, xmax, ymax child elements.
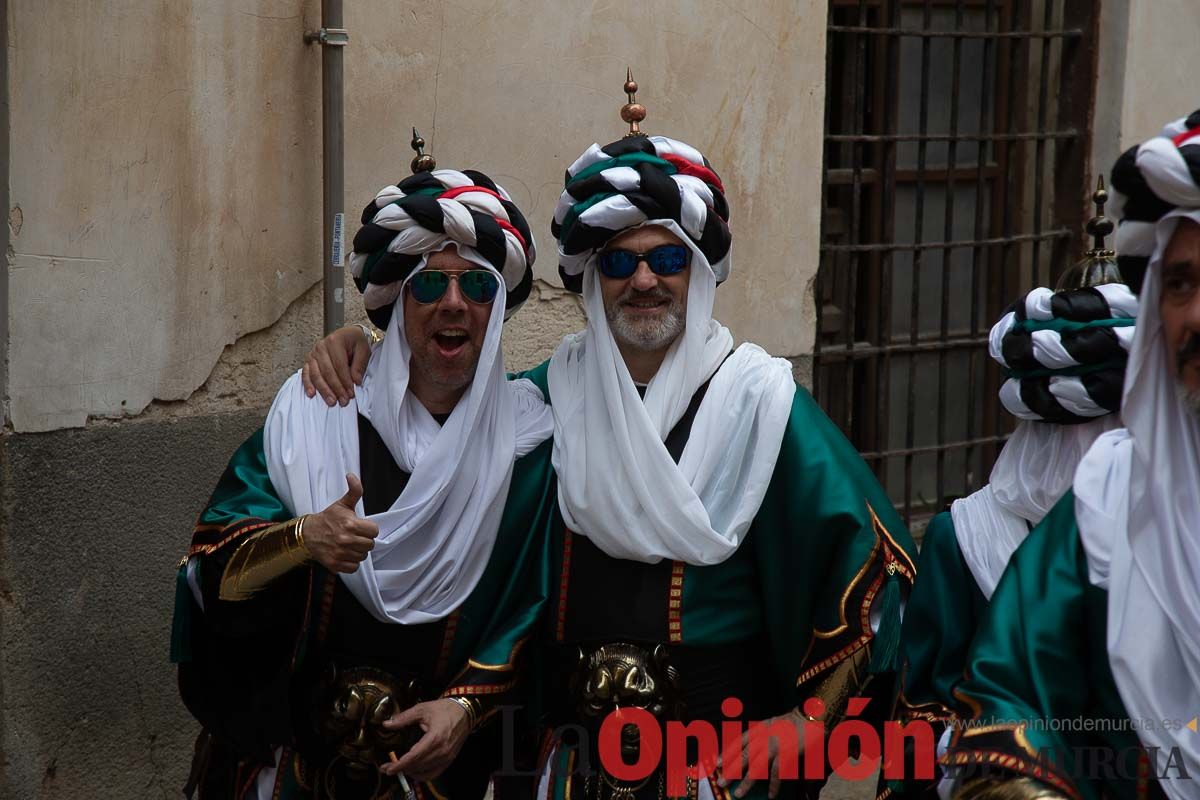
<box><xmin>598</xmin><ymin>707</ymin><xmax>662</xmax><ymax>782</ymax></box>
<box><xmin>829</xmin><ymin>719</ymin><xmax>881</xmax><ymax>782</ymax></box>
<box><xmin>803</xmin><ymin>718</ymin><xmax>825</xmax><ymax>780</ymax></box>
<box><xmin>664</xmin><ymin>720</ymin><xmax>719</xmax><ymax>796</ymax></box>
<box><xmin>720</xmin><ymin>697</ymin><xmax>745</xmax><ymax>780</ymax></box>
<box><xmin>882</xmin><ymin>720</ymin><xmax>936</xmax><ymax>781</ymax></box>
<box><xmin>739</xmin><ymin>718</ymin><xmax>801</xmax><ymax>784</ymax></box>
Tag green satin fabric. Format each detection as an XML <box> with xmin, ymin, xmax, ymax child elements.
<box><xmin>899</xmin><ymin>511</ymin><xmax>988</xmax><ymax>715</ymax></box>
<box><xmin>517</xmin><ymin>360</ymin><xmax>918</xmax><ymax>708</ymax></box>
<box><xmin>445</xmin><ymin>437</ymin><xmax>557</xmax><ymax>676</ymax></box>
<box><xmin>742</xmin><ymin>387</ymin><xmax>915</xmax><ymax>704</ymax></box>
<box><xmin>183</xmin><ymin>423</ymin><xmax>558</xmax><ymax>703</ymax></box>
<box><xmin>953</xmin><ymin>491</ymin><xmax>1148</xmax><ymax>799</ymax></box>
<box><xmin>197</xmin><ymin>428</ymin><xmax>290</xmax><ymax>527</ymax></box>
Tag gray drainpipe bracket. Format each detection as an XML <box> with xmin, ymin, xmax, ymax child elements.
<box><xmin>304</xmin><ymin>28</ymin><xmax>350</xmax><ymax>46</ymax></box>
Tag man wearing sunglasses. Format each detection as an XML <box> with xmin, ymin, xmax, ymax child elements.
<box><xmin>171</xmin><ymin>165</ymin><xmax>557</xmax><ymax>800</ymax></box>
<box><xmin>937</xmin><ymin>111</ymin><xmax>1200</xmax><ymax>800</ymax></box>
<box><xmin>306</xmin><ymin>117</ymin><xmax>917</xmax><ymax>798</ymax></box>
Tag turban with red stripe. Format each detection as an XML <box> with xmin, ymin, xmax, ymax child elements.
<box><xmin>350</xmin><ymin>168</ymin><xmax>535</xmax><ymax>328</ymax></box>
<box><xmin>551</xmin><ymin>135</ymin><xmax>731</xmax><ymax>292</ymax></box>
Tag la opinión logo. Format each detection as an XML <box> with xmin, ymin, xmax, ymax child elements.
<box><xmin>595</xmin><ymin>696</ymin><xmax>935</xmax><ymax>793</ymax></box>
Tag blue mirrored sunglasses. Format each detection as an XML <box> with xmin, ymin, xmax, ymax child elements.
<box><xmin>596</xmin><ymin>244</ymin><xmax>691</xmax><ymax>279</ymax></box>
<box><xmin>408</xmin><ymin>269</ymin><xmax>500</xmax><ymax>305</ymax></box>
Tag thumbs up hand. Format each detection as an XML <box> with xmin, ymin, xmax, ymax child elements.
<box><xmin>303</xmin><ymin>474</ymin><xmax>380</xmax><ymax>573</ymax></box>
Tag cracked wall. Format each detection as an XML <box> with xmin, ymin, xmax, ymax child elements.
<box><xmin>7</xmin><ymin>1</ymin><xmax>326</xmax><ymax>433</ymax></box>
<box><xmin>0</xmin><ymin>1</ymin><xmax>827</xmax><ymax>797</ymax></box>
<box><xmin>7</xmin><ymin>0</ymin><xmax>825</xmax><ymax>435</ymax></box>
<box><xmin>137</xmin><ymin>276</ymin><xmax>584</xmax><ymax>424</ymax></box>
<box><xmin>342</xmin><ymin>0</ymin><xmax>826</xmax><ymax>361</ymax></box>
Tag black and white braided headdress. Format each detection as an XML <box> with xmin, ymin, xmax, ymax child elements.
<box><xmin>990</xmin><ymin>284</ymin><xmax>1138</xmax><ymax>424</ymax></box>
<box><xmin>349</xmin><ymin>169</ymin><xmax>535</xmax><ymax>328</ymax></box>
<box><xmin>551</xmin><ymin>135</ymin><xmax>731</xmax><ymax>292</ymax></box>
<box><xmin>1111</xmin><ymin>109</ymin><xmax>1200</xmax><ymax>294</ymax></box>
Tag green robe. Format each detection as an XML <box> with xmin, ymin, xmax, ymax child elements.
<box><xmin>518</xmin><ymin>360</ymin><xmax>918</xmax><ymax>800</ymax></box>
<box><xmin>888</xmin><ymin>511</ymin><xmax>990</xmax><ymax>798</ymax></box>
<box><xmin>943</xmin><ymin>492</ymin><xmax>1166</xmax><ymax>800</ymax></box>
<box><xmin>899</xmin><ymin>512</ymin><xmax>990</xmax><ymax>720</ymax></box>
<box><xmin>171</xmin><ymin>422</ymin><xmax>557</xmax><ymax>800</ymax></box>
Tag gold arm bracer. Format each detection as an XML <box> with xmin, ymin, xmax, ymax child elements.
<box><xmin>803</xmin><ymin>645</ymin><xmax>872</xmax><ymax>727</ymax></box>
<box><xmin>219</xmin><ymin>516</ymin><xmax>313</xmax><ymax>601</ymax></box>
<box><xmin>445</xmin><ymin>695</ymin><xmax>483</xmax><ymax>732</ymax></box>
<box><xmin>954</xmin><ymin>777</ymin><xmax>1068</xmax><ymax>800</ymax></box>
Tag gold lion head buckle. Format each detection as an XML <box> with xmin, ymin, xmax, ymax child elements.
<box><xmin>315</xmin><ymin>665</ymin><xmax>422</xmax><ymax>782</ymax></box>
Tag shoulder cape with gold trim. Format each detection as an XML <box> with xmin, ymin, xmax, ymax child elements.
<box><xmin>170</xmin><ymin>424</ymin><xmax>557</xmax><ymax>800</ymax></box>
<box><xmin>518</xmin><ymin>357</ymin><xmax>918</xmax><ymax>800</ymax></box>
<box><xmin>943</xmin><ymin>491</ymin><xmax>1167</xmax><ymax>800</ymax></box>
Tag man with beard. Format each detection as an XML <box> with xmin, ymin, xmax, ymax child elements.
<box><xmin>888</xmin><ymin>194</ymin><xmax>1139</xmax><ymax>799</ymax></box>
<box><xmin>170</xmin><ymin>151</ymin><xmax>556</xmax><ymax>800</ymax></box>
<box><xmin>940</xmin><ymin>111</ymin><xmax>1200</xmax><ymax>800</ymax></box>
<box><xmin>304</xmin><ymin>82</ymin><xmax>917</xmax><ymax>800</ymax></box>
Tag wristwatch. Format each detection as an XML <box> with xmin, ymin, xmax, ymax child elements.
<box><xmin>357</xmin><ymin>323</ymin><xmax>383</xmax><ymax>346</ymax></box>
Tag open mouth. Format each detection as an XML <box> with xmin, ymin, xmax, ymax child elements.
<box><xmin>621</xmin><ymin>297</ymin><xmax>670</xmax><ymax>314</ymax></box>
<box><xmin>433</xmin><ymin>328</ymin><xmax>470</xmax><ymax>357</ymax></box>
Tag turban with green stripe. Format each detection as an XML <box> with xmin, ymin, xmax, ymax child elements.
<box><xmin>989</xmin><ymin>284</ymin><xmax>1138</xmax><ymax>423</ymax></box>
<box><xmin>551</xmin><ymin>134</ymin><xmax>731</xmax><ymax>292</ymax></box>
<box><xmin>349</xmin><ymin>169</ymin><xmax>535</xmax><ymax>328</ymax></box>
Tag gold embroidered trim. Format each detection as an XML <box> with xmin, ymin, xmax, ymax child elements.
<box><xmin>465</xmin><ymin>635</ymin><xmax>530</xmax><ymax>672</ymax></box>
<box><xmin>556</xmin><ymin>530</ymin><xmax>575</xmax><ymax>642</ymax></box>
<box><xmin>187</xmin><ymin>520</ymin><xmax>276</xmax><ymax>558</ymax></box>
<box><xmin>813</xmin><ymin>537</ymin><xmax>881</xmax><ymax>639</ymax></box>
<box><xmin>669</xmin><ymin>561</ymin><xmax>685</xmax><ymax>643</ymax></box>
<box><xmin>939</xmin><ymin>750</ymin><xmax>1080</xmax><ymax>800</ymax></box>
<box><xmin>440</xmin><ymin>679</ymin><xmax>518</xmax><ymax>697</ymax></box>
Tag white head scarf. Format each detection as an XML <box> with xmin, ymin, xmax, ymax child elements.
<box><xmin>547</xmin><ymin>218</ymin><xmax>794</xmax><ymax>564</ymax></box>
<box><xmin>1076</xmin><ymin>209</ymin><xmax>1200</xmax><ymax>795</ymax></box>
<box><xmin>1075</xmin><ymin>112</ymin><xmax>1200</xmax><ymax>794</ymax></box>
<box><xmin>952</xmin><ymin>283</ymin><xmax>1136</xmax><ymax>598</ymax></box>
<box><xmin>951</xmin><ymin>417</ymin><xmax>1120</xmax><ymax>600</ymax></box>
<box><xmin>264</xmin><ymin>246</ymin><xmax>553</xmax><ymax>624</ymax></box>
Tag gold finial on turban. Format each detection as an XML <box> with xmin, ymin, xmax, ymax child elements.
<box><xmin>620</xmin><ymin>68</ymin><xmax>647</xmax><ymax>138</ymax></box>
<box><xmin>1056</xmin><ymin>176</ymin><xmax>1123</xmax><ymax>290</ymax></box>
<box><xmin>410</xmin><ymin>127</ymin><xmax>437</xmax><ymax>174</ymax></box>
<box><xmin>1085</xmin><ymin>176</ymin><xmax>1116</xmax><ymax>258</ymax></box>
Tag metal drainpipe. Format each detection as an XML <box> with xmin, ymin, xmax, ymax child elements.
<box><xmin>306</xmin><ymin>3</ymin><xmax>349</xmax><ymax>334</ymax></box>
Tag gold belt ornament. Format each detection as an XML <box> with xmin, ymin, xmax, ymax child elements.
<box><xmin>311</xmin><ymin>665</ymin><xmax>422</xmax><ymax>796</ymax></box>
<box><xmin>569</xmin><ymin>642</ymin><xmax>684</xmax><ymax>800</ymax></box>
<box><xmin>572</xmin><ymin>642</ymin><xmax>683</xmax><ymax>722</ymax></box>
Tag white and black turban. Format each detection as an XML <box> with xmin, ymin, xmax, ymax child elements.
<box><xmin>1111</xmin><ymin>109</ymin><xmax>1200</xmax><ymax>294</ymax></box>
<box><xmin>990</xmin><ymin>284</ymin><xmax>1138</xmax><ymax>424</ymax></box>
<box><xmin>349</xmin><ymin>169</ymin><xmax>536</xmax><ymax>328</ymax></box>
<box><xmin>551</xmin><ymin>135</ymin><xmax>731</xmax><ymax>292</ymax></box>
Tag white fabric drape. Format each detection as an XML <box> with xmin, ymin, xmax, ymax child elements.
<box><xmin>951</xmin><ymin>416</ymin><xmax>1120</xmax><ymax>599</ymax></box>
<box><xmin>547</xmin><ymin>220</ymin><xmax>795</xmax><ymax>565</ymax></box>
<box><xmin>1076</xmin><ymin>208</ymin><xmax>1200</xmax><ymax>797</ymax></box>
<box><xmin>264</xmin><ymin>246</ymin><xmax>553</xmax><ymax>624</ymax></box>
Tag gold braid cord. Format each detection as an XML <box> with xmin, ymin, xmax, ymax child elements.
<box><xmin>803</xmin><ymin>645</ymin><xmax>871</xmax><ymax>727</ymax></box>
<box><xmin>954</xmin><ymin>777</ymin><xmax>1068</xmax><ymax>800</ymax></box>
<box><xmin>219</xmin><ymin>516</ymin><xmax>312</xmax><ymax>601</ymax></box>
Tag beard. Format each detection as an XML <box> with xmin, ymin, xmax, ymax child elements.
<box><xmin>1178</xmin><ymin>383</ymin><xmax>1200</xmax><ymax>418</ymax></box>
<box><xmin>1176</xmin><ymin>334</ymin><xmax>1200</xmax><ymax>418</ymax></box>
<box><xmin>407</xmin><ymin>333</ymin><xmax>480</xmax><ymax>396</ymax></box>
<box><xmin>605</xmin><ymin>288</ymin><xmax>685</xmax><ymax>352</ymax></box>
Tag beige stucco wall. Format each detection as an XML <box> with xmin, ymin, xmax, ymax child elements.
<box><xmin>5</xmin><ymin>0</ymin><xmax>827</xmax><ymax>432</ymax></box>
<box><xmin>6</xmin><ymin>1</ymin><xmax>326</xmax><ymax>432</ymax></box>
<box><xmin>1094</xmin><ymin>0</ymin><xmax>1200</xmax><ymax>183</ymax></box>
<box><xmin>351</xmin><ymin>0</ymin><xmax>828</xmax><ymax>357</ymax></box>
